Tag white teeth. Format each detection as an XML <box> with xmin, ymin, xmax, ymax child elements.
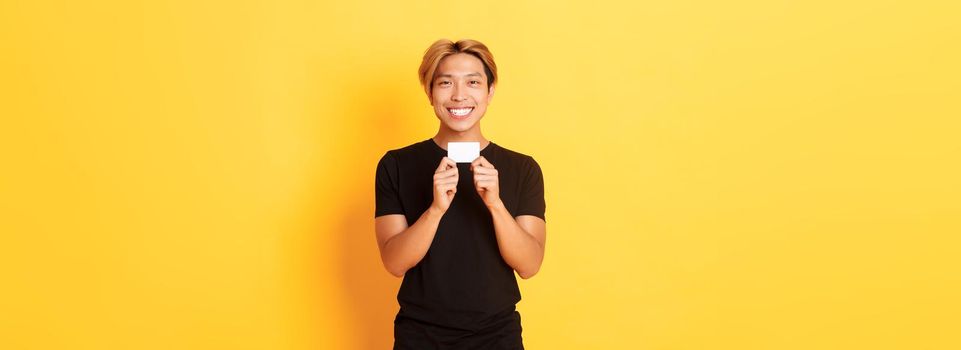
<box><xmin>449</xmin><ymin>107</ymin><xmax>472</xmax><ymax>117</ymax></box>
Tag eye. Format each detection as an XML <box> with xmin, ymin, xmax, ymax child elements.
<box><xmin>470</xmin><ymin>80</ymin><xmax>480</xmax><ymax>85</ymax></box>
<box><xmin>438</xmin><ymin>81</ymin><xmax>451</xmax><ymax>86</ymax></box>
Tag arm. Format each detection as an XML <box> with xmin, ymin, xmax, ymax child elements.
<box><xmin>374</xmin><ymin>208</ymin><xmax>444</xmax><ymax>278</ymax></box>
<box><xmin>471</xmin><ymin>156</ymin><xmax>547</xmax><ymax>279</ymax></box>
<box><xmin>374</xmin><ymin>156</ymin><xmax>460</xmax><ymax>277</ymax></box>
<box><xmin>487</xmin><ymin>203</ymin><xmax>547</xmax><ymax>279</ymax></box>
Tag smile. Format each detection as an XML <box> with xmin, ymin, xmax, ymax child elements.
<box><xmin>447</xmin><ymin>107</ymin><xmax>474</xmax><ymax>118</ymax></box>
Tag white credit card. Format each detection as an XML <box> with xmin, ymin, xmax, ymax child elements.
<box><xmin>448</xmin><ymin>142</ymin><xmax>480</xmax><ymax>163</ymax></box>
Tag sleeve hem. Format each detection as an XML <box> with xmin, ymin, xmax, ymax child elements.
<box><xmin>375</xmin><ymin>210</ymin><xmax>405</xmax><ymax>218</ymax></box>
<box><xmin>512</xmin><ymin>212</ymin><xmax>546</xmax><ymax>222</ymax></box>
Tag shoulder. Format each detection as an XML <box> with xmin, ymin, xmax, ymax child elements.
<box><xmin>379</xmin><ymin>139</ymin><xmax>431</xmax><ymax>162</ymax></box>
<box><xmin>491</xmin><ymin>143</ymin><xmax>541</xmax><ymax>173</ymax></box>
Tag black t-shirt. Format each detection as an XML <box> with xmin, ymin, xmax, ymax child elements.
<box><xmin>374</xmin><ymin>138</ymin><xmax>546</xmax><ymax>331</ymax></box>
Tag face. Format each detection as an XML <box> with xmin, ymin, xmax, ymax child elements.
<box><xmin>429</xmin><ymin>53</ymin><xmax>495</xmax><ymax>132</ymax></box>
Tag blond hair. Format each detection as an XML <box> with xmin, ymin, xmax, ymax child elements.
<box><xmin>418</xmin><ymin>39</ymin><xmax>497</xmax><ymax>97</ymax></box>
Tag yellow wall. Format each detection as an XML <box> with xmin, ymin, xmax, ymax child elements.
<box><xmin>2</xmin><ymin>1</ymin><xmax>959</xmax><ymax>349</ymax></box>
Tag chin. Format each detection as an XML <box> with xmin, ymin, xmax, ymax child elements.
<box><xmin>444</xmin><ymin>121</ymin><xmax>477</xmax><ymax>132</ymax></box>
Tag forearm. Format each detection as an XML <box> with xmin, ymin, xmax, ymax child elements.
<box><xmin>487</xmin><ymin>200</ymin><xmax>544</xmax><ymax>278</ymax></box>
<box><xmin>381</xmin><ymin>207</ymin><xmax>445</xmax><ymax>277</ymax></box>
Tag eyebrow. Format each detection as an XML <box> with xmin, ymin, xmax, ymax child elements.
<box><xmin>436</xmin><ymin>73</ymin><xmax>483</xmax><ymax>78</ymax></box>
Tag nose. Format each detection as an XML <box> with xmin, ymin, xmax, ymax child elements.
<box><xmin>451</xmin><ymin>84</ymin><xmax>467</xmax><ymax>102</ymax></box>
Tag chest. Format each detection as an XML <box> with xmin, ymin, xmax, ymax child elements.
<box><xmin>397</xmin><ymin>157</ymin><xmax>525</xmax><ymax>223</ymax></box>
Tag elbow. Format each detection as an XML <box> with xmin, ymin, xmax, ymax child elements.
<box><xmin>379</xmin><ymin>250</ymin><xmax>408</xmax><ymax>278</ymax></box>
<box><xmin>517</xmin><ymin>257</ymin><xmax>544</xmax><ymax>279</ymax></box>
<box><xmin>386</xmin><ymin>266</ymin><xmax>406</xmax><ymax>278</ymax></box>
<box><xmin>379</xmin><ymin>238</ymin><xmax>410</xmax><ymax>278</ymax></box>
<box><xmin>517</xmin><ymin>267</ymin><xmax>539</xmax><ymax>280</ymax></box>
<box><xmin>382</xmin><ymin>260</ymin><xmax>408</xmax><ymax>278</ymax></box>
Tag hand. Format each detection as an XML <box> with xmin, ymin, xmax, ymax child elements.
<box><xmin>431</xmin><ymin>157</ymin><xmax>458</xmax><ymax>213</ymax></box>
<box><xmin>470</xmin><ymin>156</ymin><xmax>502</xmax><ymax>208</ymax></box>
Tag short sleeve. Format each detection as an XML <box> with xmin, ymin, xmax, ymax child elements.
<box><xmin>515</xmin><ymin>156</ymin><xmax>546</xmax><ymax>222</ymax></box>
<box><xmin>375</xmin><ymin>151</ymin><xmax>405</xmax><ymax>217</ymax></box>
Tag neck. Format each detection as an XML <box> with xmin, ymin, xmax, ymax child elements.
<box><xmin>433</xmin><ymin>124</ymin><xmax>489</xmax><ymax>151</ymax></box>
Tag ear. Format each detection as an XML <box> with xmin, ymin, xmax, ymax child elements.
<box><xmin>488</xmin><ymin>84</ymin><xmax>495</xmax><ymax>101</ymax></box>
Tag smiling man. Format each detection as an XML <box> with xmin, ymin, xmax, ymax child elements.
<box><xmin>374</xmin><ymin>39</ymin><xmax>547</xmax><ymax>349</ymax></box>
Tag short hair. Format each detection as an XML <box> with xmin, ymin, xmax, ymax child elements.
<box><xmin>418</xmin><ymin>39</ymin><xmax>497</xmax><ymax>97</ymax></box>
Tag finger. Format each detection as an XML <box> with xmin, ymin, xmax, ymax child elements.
<box><xmin>440</xmin><ymin>186</ymin><xmax>457</xmax><ymax>195</ymax></box>
<box><xmin>440</xmin><ymin>156</ymin><xmax>456</xmax><ymax>171</ymax></box>
<box><xmin>435</xmin><ymin>177</ymin><xmax>458</xmax><ymax>186</ymax></box>
<box><xmin>438</xmin><ymin>182</ymin><xmax>456</xmax><ymax>192</ymax></box>
<box><xmin>471</xmin><ymin>166</ymin><xmax>497</xmax><ymax>176</ymax></box>
<box><xmin>474</xmin><ymin>174</ymin><xmax>496</xmax><ymax>182</ymax></box>
<box><xmin>469</xmin><ymin>162</ymin><xmax>489</xmax><ymax>173</ymax></box>
<box><xmin>475</xmin><ymin>180</ymin><xmax>496</xmax><ymax>190</ymax></box>
<box><xmin>436</xmin><ymin>157</ymin><xmax>456</xmax><ymax>172</ymax></box>
<box><xmin>479</xmin><ymin>156</ymin><xmax>495</xmax><ymax>168</ymax></box>
<box><xmin>433</xmin><ymin>167</ymin><xmax>459</xmax><ymax>179</ymax></box>
<box><xmin>471</xmin><ymin>156</ymin><xmax>494</xmax><ymax>169</ymax></box>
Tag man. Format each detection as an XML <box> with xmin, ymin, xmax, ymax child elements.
<box><xmin>374</xmin><ymin>38</ymin><xmax>547</xmax><ymax>349</ymax></box>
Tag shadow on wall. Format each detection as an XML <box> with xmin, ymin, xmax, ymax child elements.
<box><xmin>333</xmin><ymin>74</ymin><xmax>426</xmax><ymax>349</ymax></box>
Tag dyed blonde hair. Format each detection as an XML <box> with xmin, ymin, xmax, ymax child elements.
<box><xmin>418</xmin><ymin>39</ymin><xmax>497</xmax><ymax>97</ymax></box>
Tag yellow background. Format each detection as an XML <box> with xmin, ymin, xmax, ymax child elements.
<box><xmin>2</xmin><ymin>1</ymin><xmax>959</xmax><ymax>349</ymax></box>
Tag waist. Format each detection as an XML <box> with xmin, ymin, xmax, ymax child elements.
<box><xmin>396</xmin><ymin>301</ymin><xmax>519</xmax><ymax>332</ymax></box>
